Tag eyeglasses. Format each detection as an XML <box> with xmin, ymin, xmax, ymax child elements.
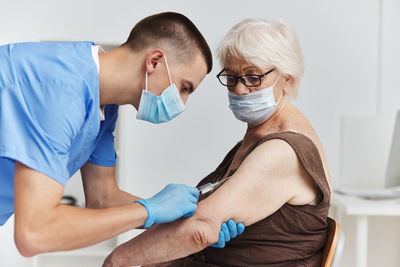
<box><xmin>216</xmin><ymin>68</ymin><xmax>276</xmax><ymax>88</ymax></box>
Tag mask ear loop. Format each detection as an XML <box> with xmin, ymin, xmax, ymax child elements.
<box><xmin>163</xmin><ymin>56</ymin><xmax>173</xmax><ymax>85</ymax></box>
<box><xmin>272</xmin><ymin>73</ymin><xmax>281</xmax><ymax>87</ymax></box>
<box><xmin>144</xmin><ymin>55</ymin><xmax>171</xmax><ymax>92</ymax></box>
<box><xmin>164</xmin><ymin>55</ymin><xmax>185</xmax><ymax>110</ymax></box>
<box><xmin>274</xmin><ymin>74</ymin><xmax>285</xmax><ymax>105</ymax></box>
<box><xmin>145</xmin><ymin>71</ymin><xmax>148</xmax><ymax>91</ymax></box>
<box><xmin>276</xmin><ymin>89</ymin><xmax>285</xmax><ymax>105</ymax></box>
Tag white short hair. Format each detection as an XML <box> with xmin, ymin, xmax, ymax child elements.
<box><xmin>216</xmin><ymin>19</ymin><xmax>304</xmax><ymax>97</ymax></box>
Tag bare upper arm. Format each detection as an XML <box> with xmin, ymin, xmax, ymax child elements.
<box><xmin>80</xmin><ymin>162</ymin><xmax>118</xmax><ymax>208</ymax></box>
<box><xmin>14</xmin><ymin>161</ymin><xmax>64</xmax><ymax>232</ymax></box>
<box><xmin>194</xmin><ymin>139</ymin><xmax>316</xmax><ymax>228</ymax></box>
<box><xmin>103</xmin><ymin>140</ymin><xmax>314</xmax><ymax>260</ymax></box>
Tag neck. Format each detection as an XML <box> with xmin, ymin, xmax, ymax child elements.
<box><xmin>98</xmin><ymin>46</ymin><xmax>144</xmax><ymax>109</ymax></box>
<box><xmin>244</xmin><ymin>94</ymin><xmax>292</xmax><ymax>141</ymax></box>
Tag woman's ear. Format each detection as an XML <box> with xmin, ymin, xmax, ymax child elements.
<box><xmin>145</xmin><ymin>49</ymin><xmax>165</xmax><ymax>74</ymax></box>
<box><xmin>284</xmin><ymin>76</ymin><xmax>295</xmax><ymax>94</ymax></box>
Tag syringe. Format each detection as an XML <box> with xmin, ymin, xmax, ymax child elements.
<box><xmin>197</xmin><ymin>177</ymin><xmax>229</xmax><ymax>196</ymax></box>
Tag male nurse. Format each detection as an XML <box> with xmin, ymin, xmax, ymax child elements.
<box><xmin>0</xmin><ymin>12</ymin><xmax>243</xmax><ymax>257</ymax></box>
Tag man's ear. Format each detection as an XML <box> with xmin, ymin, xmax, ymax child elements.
<box><xmin>145</xmin><ymin>49</ymin><xmax>165</xmax><ymax>74</ymax></box>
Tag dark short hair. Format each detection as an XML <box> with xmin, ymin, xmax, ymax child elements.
<box><xmin>124</xmin><ymin>12</ymin><xmax>212</xmax><ymax>73</ymax></box>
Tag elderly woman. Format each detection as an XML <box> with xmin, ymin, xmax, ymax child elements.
<box><xmin>104</xmin><ymin>18</ymin><xmax>332</xmax><ymax>267</ymax></box>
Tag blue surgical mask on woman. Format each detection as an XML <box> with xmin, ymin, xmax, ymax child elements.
<box><xmin>228</xmin><ymin>74</ymin><xmax>283</xmax><ymax>127</ymax></box>
<box><xmin>136</xmin><ymin>56</ymin><xmax>185</xmax><ymax>124</ymax></box>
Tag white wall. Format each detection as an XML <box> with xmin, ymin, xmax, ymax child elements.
<box><xmin>0</xmin><ymin>0</ymin><xmax>399</xmax><ymax>266</ymax></box>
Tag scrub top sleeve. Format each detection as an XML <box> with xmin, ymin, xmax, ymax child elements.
<box><xmin>88</xmin><ymin>105</ymin><xmax>119</xmax><ymax>167</ymax></box>
<box><xmin>0</xmin><ymin>83</ymin><xmax>84</xmax><ymax>185</ymax></box>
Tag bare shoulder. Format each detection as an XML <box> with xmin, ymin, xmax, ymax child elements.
<box><xmin>282</xmin><ymin>106</ymin><xmax>327</xmax><ymax>157</ymax></box>
<box><xmin>247</xmin><ymin>138</ymin><xmax>300</xmax><ymax>173</ymax></box>
<box><xmin>280</xmin><ymin>108</ymin><xmax>332</xmax><ymax>201</ymax></box>
<box><xmin>251</xmin><ymin>136</ymin><xmax>321</xmax><ymax>206</ymax></box>
<box><xmin>198</xmin><ymin>139</ymin><xmax>310</xmax><ymax>225</ymax></box>
<box><xmin>237</xmin><ymin>138</ymin><xmax>308</xmax><ymax>194</ymax></box>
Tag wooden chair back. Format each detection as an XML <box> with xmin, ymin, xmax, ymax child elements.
<box><xmin>321</xmin><ymin>217</ymin><xmax>340</xmax><ymax>267</ymax></box>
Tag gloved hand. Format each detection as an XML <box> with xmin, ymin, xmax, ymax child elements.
<box><xmin>211</xmin><ymin>219</ymin><xmax>245</xmax><ymax>248</ymax></box>
<box><xmin>135</xmin><ymin>184</ymin><xmax>199</xmax><ymax>228</ymax></box>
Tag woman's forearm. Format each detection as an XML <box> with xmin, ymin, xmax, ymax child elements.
<box><xmin>104</xmin><ymin>214</ymin><xmax>219</xmax><ymax>267</ymax></box>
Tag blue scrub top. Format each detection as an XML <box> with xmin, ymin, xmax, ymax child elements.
<box><xmin>0</xmin><ymin>41</ymin><xmax>118</xmax><ymax>225</ymax></box>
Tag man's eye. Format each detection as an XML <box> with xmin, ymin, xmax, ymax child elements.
<box><xmin>181</xmin><ymin>86</ymin><xmax>189</xmax><ymax>93</ymax></box>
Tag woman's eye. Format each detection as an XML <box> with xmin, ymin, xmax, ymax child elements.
<box><xmin>245</xmin><ymin>75</ymin><xmax>260</xmax><ymax>85</ymax></box>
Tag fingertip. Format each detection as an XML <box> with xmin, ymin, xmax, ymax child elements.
<box><xmin>192</xmin><ymin>187</ymin><xmax>200</xmax><ymax>198</ymax></box>
<box><xmin>190</xmin><ymin>195</ymin><xmax>198</xmax><ymax>204</ymax></box>
<box><xmin>190</xmin><ymin>203</ymin><xmax>197</xmax><ymax>213</ymax></box>
<box><xmin>227</xmin><ymin>219</ymin><xmax>236</xmax><ymax>228</ymax></box>
<box><xmin>221</xmin><ymin>222</ymin><xmax>230</xmax><ymax>242</ymax></box>
<box><xmin>183</xmin><ymin>211</ymin><xmax>193</xmax><ymax>218</ymax></box>
<box><xmin>212</xmin><ymin>231</ymin><xmax>225</xmax><ymax>248</ymax></box>
<box><xmin>218</xmin><ymin>230</ymin><xmax>225</xmax><ymax>248</ymax></box>
<box><xmin>227</xmin><ymin>220</ymin><xmax>238</xmax><ymax>238</ymax></box>
<box><xmin>237</xmin><ymin>223</ymin><xmax>245</xmax><ymax>234</ymax></box>
<box><xmin>183</xmin><ymin>203</ymin><xmax>197</xmax><ymax>218</ymax></box>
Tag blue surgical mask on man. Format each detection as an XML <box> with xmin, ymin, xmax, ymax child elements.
<box><xmin>136</xmin><ymin>56</ymin><xmax>185</xmax><ymax>124</ymax></box>
<box><xmin>228</xmin><ymin>74</ymin><xmax>283</xmax><ymax>127</ymax></box>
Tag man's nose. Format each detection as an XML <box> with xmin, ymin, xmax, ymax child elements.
<box><xmin>180</xmin><ymin>93</ymin><xmax>189</xmax><ymax>104</ymax></box>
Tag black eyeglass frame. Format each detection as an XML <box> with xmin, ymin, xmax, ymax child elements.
<box><xmin>216</xmin><ymin>68</ymin><xmax>276</xmax><ymax>87</ymax></box>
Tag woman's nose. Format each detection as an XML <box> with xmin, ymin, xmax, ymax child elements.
<box><xmin>231</xmin><ymin>81</ymin><xmax>249</xmax><ymax>95</ymax></box>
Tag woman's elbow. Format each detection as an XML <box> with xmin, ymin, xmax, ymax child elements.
<box><xmin>188</xmin><ymin>217</ymin><xmax>220</xmax><ymax>249</ymax></box>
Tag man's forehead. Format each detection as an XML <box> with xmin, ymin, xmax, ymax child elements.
<box><xmin>179</xmin><ymin>54</ymin><xmax>207</xmax><ymax>87</ymax></box>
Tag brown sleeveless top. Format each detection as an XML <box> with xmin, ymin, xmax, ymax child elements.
<box><xmin>147</xmin><ymin>131</ymin><xmax>331</xmax><ymax>267</ymax></box>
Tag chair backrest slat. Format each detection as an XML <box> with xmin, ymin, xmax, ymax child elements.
<box><xmin>321</xmin><ymin>217</ymin><xmax>340</xmax><ymax>267</ymax></box>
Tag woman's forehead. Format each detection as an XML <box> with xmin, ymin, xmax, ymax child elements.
<box><xmin>225</xmin><ymin>58</ymin><xmax>261</xmax><ymax>73</ymax></box>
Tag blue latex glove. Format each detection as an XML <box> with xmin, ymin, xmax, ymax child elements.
<box><xmin>211</xmin><ymin>219</ymin><xmax>245</xmax><ymax>248</ymax></box>
<box><xmin>135</xmin><ymin>184</ymin><xmax>199</xmax><ymax>228</ymax></box>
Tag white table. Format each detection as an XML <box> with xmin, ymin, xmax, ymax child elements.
<box><xmin>333</xmin><ymin>194</ymin><xmax>400</xmax><ymax>267</ymax></box>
